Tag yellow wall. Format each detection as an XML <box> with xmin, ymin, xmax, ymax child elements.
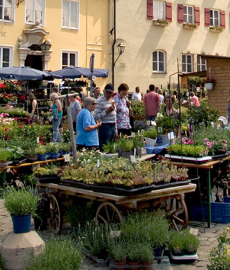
<box><xmin>0</xmin><ymin>0</ymin><xmax>109</xmax><ymax>88</ymax></box>
<box><xmin>113</xmin><ymin>0</ymin><xmax>230</xmax><ymax>92</ymax></box>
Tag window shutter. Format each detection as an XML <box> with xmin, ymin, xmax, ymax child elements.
<box><xmin>178</xmin><ymin>4</ymin><xmax>183</xmax><ymax>23</ymax></box>
<box><xmin>194</xmin><ymin>6</ymin><xmax>200</xmax><ymax>25</ymax></box>
<box><xmin>166</xmin><ymin>2</ymin><xmax>172</xmax><ymax>22</ymax></box>
<box><xmin>147</xmin><ymin>0</ymin><xmax>153</xmax><ymax>20</ymax></box>
<box><xmin>204</xmin><ymin>8</ymin><xmax>210</xmax><ymax>27</ymax></box>
<box><xmin>220</xmin><ymin>10</ymin><xmax>225</xmax><ymax>28</ymax></box>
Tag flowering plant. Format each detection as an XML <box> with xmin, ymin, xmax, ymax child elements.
<box><xmin>203</xmin><ymin>138</ymin><xmax>227</xmax><ymax>155</ymax></box>
<box><xmin>208</xmin><ymin>227</ymin><xmax>230</xmax><ymax>270</ymax></box>
<box><xmin>156</xmin><ymin>113</ymin><xmax>180</xmax><ymax>135</ymax></box>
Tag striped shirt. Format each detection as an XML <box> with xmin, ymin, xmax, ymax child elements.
<box><xmin>94</xmin><ymin>96</ymin><xmax>117</xmax><ymax>131</ymax></box>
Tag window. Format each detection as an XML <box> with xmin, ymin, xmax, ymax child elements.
<box><xmin>62</xmin><ymin>51</ymin><xmax>78</xmax><ymax>68</ymax></box>
<box><xmin>182</xmin><ymin>54</ymin><xmax>193</xmax><ymax>73</ymax></box>
<box><xmin>26</xmin><ymin>0</ymin><xmax>44</xmax><ymax>25</ymax></box>
<box><xmin>210</xmin><ymin>9</ymin><xmax>219</xmax><ymax>26</ymax></box>
<box><xmin>0</xmin><ymin>47</ymin><xmax>11</xmax><ymax>67</ymax></box>
<box><xmin>197</xmin><ymin>56</ymin><xmax>206</xmax><ymax>72</ymax></box>
<box><xmin>183</xmin><ymin>5</ymin><xmax>194</xmax><ymax>23</ymax></box>
<box><xmin>153</xmin><ymin>1</ymin><xmax>165</xmax><ymax>20</ymax></box>
<box><xmin>0</xmin><ymin>0</ymin><xmax>14</xmax><ymax>21</ymax></box>
<box><xmin>62</xmin><ymin>0</ymin><xmax>79</xmax><ymax>29</ymax></box>
<box><xmin>152</xmin><ymin>51</ymin><xmax>165</xmax><ymax>72</ymax></box>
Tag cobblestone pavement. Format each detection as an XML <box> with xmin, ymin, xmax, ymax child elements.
<box><xmin>0</xmin><ymin>199</ymin><xmax>226</xmax><ymax>270</ymax></box>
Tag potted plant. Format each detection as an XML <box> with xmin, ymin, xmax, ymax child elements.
<box><xmin>0</xmin><ymin>148</ymin><xmax>13</xmax><ymax>167</ymax></box>
<box><xmin>146</xmin><ymin>215</ymin><xmax>170</xmax><ymax>262</ymax></box>
<box><xmin>109</xmin><ymin>241</ymin><xmax>126</xmax><ymax>270</ymax></box>
<box><xmin>210</xmin><ymin>25</ymin><xmax>224</xmax><ymax>33</ymax></box>
<box><xmin>203</xmin><ymin>69</ymin><xmax>216</xmax><ymax>90</ymax></box>
<box><xmin>143</xmin><ymin>127</ymin><xmax>157</xmax><ymax>146</ymax></box>
<box><xmin>133</xmin><ymin>135</ymin><xmax>145</xmax><ymax>157</ymax></box>
<box><xmin>102</xmin><ymin>141</ymin><xmax>118</xmax><ymax>157</ymax></box>
<box><xmin>168</xmin><ymin>232</ymin><xmax>184</xmax><ymax>256</ymax></box>
<box><xmin>183</xmin><ymin>22</ymin><xmax>198</xmax><ymax>30</ymax></box>
<box><xmin>127</xmin><ymin>242</ymin><xmax>142</xmax><ymax>270</ymax></box>
<box><xmin>153</xmin><ymin>19</ymin><xmax>169</xmax><ymax>26</ymax></box>
<box><xmin>139</xmin><ymin>243</ymin><xmax>154</xmax><ymax>270</ymax></box>
<box><xmin>183</xmin><ymin>231</ymin><xmax>200</xmax><ymax>255</ymax></box>
<box><xmin>2</xmin><ymin>186</ymin><xmax>39</xmax><ymax>233</ymax></box>
<box><xmin>117</xmin><ymin>136</ymin><xmax>134</xmax><ymax>159</ymax></box>
<box><xmin>35</xmin><ymin>145</ymin><xmax>48</xmax><ymax>161</ymax></box>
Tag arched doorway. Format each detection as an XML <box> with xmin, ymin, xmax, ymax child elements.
<box><xmin>25</xmin><ymin>55</ymin><xmax>43</xmax><ymax>70</ymax></box>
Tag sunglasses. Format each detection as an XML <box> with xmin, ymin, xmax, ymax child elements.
<box><xmin>92</xmin><ymin>103</ymin><xmax>97</xmax><ymax>105</ymax></box>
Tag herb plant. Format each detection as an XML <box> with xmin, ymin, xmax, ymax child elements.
<box><xmin>3</xmin><ymin>186</ymin><xmax>39</xmax><ymax>216</ymax></box>
<box><xmin>25</xmin><ymin>237</ymin><xmax>83</xmax><ymax>270</ymax></box>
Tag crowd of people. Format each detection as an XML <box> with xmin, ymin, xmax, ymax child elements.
<box><xmin>26</xmin><ymin>82</ymin><xmax>202</xmax><ymax>150</ymax></box>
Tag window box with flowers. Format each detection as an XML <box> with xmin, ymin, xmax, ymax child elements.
<box><xmin>183</xmin><ymin>23</ymin><xmax>198</xmax><ymax>30</ymax></box>
<box><xmin>153</xmin><ymin>19</ymin><xmax>169</xmax><ymax>27</ymax></box>
<box><xmin>209</xmin><ymin>26</ymin><xmax>224</xmax><ymax>33</ymax></box>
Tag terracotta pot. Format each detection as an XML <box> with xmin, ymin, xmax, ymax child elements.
<box><xmin>128</xmin><ymin>261</ymin><xmax>140</xmax><ymax>270</ymax></box>
<box><xmin>113</xmin><ymin>260</ymin><xmax>126</xmax><ymax>270</ymax></box>
<box><xmin>142</xmin><ymin>261</ymin><xmax>154</xmax><ymax>270</ymax></box>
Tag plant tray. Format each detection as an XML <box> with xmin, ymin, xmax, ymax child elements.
<box><xmin>11</xmin><ymin>158</ymin><xmax>27</xmax><ymax>165</ymax></box>
<box><xmin>109</xmin><ymin>261</ymin><xmax>154</xmax><ymax>269</ymax></box>
<box><xmin>60</xmin><ymin>179</ymin><xmax>94</xmax><ymax>190</ymax></box>
<box><xmin>165</xmin><ymin>154</ymin><xmax>212</xmax><ymax>163</ymax></box>
<box><xmin>35</xmin><ymin>175</ymin><xmax>60</xmax><ymax>184</ymax></box>
<box><xmin>92</xmin><ymin>184</ymin><xmax>154</xmax><ymax>196</ymax></box>
<box><xmin>152</xmin><ymin>179</ymin><xmax>192</xmax><ymax>191</ymax></box>
<box><xmin>82</xmin><ymin>249</ymin><xmax>110</xmax><ymax>267</ymax></box>
<box><xmin>169</xmin><ymin>251</ymin><xmax>198</xmax><ymax>262</ymax></box>
<box><xmin>211</xmin><ymin>153</ymin><xmax>228</xmax><ymax>160</ymax></box>
<box><xmin>26</xmin><ymin>157</ymin><xmax>38</xmax><ymax>163</ymax></box>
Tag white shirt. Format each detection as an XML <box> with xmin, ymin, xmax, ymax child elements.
<box><xmin>132</xmin><ymin>92</ymin><xmax>142</xmax><ymax>102</ymax></box>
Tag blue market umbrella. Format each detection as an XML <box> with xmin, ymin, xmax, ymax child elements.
<box><xmin>0</xmin><ymin>66</ymin><xmax>54</xmax><ymax>80</ymax></box>
<box><xmin>50</xmin><ymin>66</ymin><xmax>109</xmax><ymax>79</ymax></box>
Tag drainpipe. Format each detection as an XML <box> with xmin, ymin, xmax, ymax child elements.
<box><xmin>112</xmin><ymin>0</ymin><xmax>116</xmax><ymax>87</ymax></box>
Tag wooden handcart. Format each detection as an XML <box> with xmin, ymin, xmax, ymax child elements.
<box><xmin>37</xmin><ymin>182</ymin><xmax>197</xmax><ymax>234</ymax></box>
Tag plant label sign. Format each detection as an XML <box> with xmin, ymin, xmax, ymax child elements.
<box><xmin>63</xmin><ymin>154</ymin><xmax>70</xmax><ymax>162</ymax></box>
<box><xmin>130</xmin><ymin>155</ymin><xmax>136</xmax><ymax>163</ymax></box>
<box><xmin>168</xmin><ymin>132</ymin><xmax>174</xmax><ymax>140</ymax></box>
<box><xmin>36</xmin><ymin>137</ymin><xmax>40</xmax><ymax>143</ymax></box>
<box><xmin>97</xmin><ymin>159</ymin><xmax>100</xmax><ymax>167</ymax></box>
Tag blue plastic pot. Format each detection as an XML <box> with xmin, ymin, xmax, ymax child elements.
<box><xmin>50</xmin><ymin>153</ymin><xmax>58</xmax><ymax>160</ymax></box>
<box><xmin>11</xmin><ymin>214</ymin><xmax>31</xmax><ymax>233</ymax></box>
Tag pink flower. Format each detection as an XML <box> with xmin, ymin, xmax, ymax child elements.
<box><xmin>205</xmin><ymin>138</ymin><xmax>209</xmax><ymax>141</ymax></box>
<box><xmin>188</xmin><ymin>140</ymin><xmax>194</xmax><ymax>144</ymax></box>
<box><xmin>14</xmin><ymin>117</ymin><xmax>17</xmax><ymax>121</ymax></box>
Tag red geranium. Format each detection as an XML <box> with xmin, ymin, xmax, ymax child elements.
<box><xmin>0</xmin><ymin>84</ymin><xmax>6</xmax><ymax>88</ymax></box>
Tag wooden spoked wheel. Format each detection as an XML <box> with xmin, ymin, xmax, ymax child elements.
<box><xmin>152</xmin><ymin>195</ymin><xmax>188</xmax><ymax>231</ymax></box>
<box><xmin>166</xmin><ymin>195</ymin><xmax>188</xmax><ymax>231</ymax></box>
<box><xmin>48</xmin><ymin>194</ymin><xmax>62</xmax><ymax>234</ymax></box>
<box><xmin>95</xmin><ymin>202</ymin><xmax>123</xmax><ymax>226</ymax></box>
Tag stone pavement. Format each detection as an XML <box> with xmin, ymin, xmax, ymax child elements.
<box><xmin>0</xmin><ymin>199</ymin><xmax>227</xmax><ymax>270</ymax></box>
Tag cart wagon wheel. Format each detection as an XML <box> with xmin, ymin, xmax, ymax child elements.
<box><xmin>152</xmin><ymin>194</ymin><xmax>188</xmax><ymax>231</ymax></box>
<box><xmin>166</xmin><ymin>195</ymin><xmax>188</xmax><ymax>231</ymax></box>
<box><xmin>48</xmin><ymin>194</ymin><xmax>62</xmax><ymax>234</ymax></box>
<box><xmin>95</xmin><ymin>202</ymin><xmax>123</xmax><ymax>226</ymax></box>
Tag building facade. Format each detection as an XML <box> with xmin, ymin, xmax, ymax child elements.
<box><xmin>111</xmin><ymin>0</ymin><xmax>230</xmax><ymax>92</ymax></box>
<box><xmin>0</xmin><ymin>0</ymin><xmax>109</xmax><ymax>87</ymax></box>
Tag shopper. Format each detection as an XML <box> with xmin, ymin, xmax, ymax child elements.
<box><xmin>50</xmin><ymin>93</ymin><xmax>62</xmax><ymax>143</ymax></box>
<box><xmin>94</xmin><ymin>83</ymin><xmax>118</xmax><ymax>151</ymax></box>
<box><xmin>131</xmin><ymin>86</ymin><xmax>142</xmax><ymax>102</ymax></box>
<box><xmin>143</xmin><ymin>84</ymin><xmax>160</xmax><ymax>121</ymax></box>
<box><xmin>114</xmin><ymin>83</ymin><xmax>132</xmax><ymax>136</ymax></box>
<box><xmin>27</xmin><ymin>92</ymin><xmax>37</xmax><ymax>122</ymax></box>
<box><xmin>76</xmin><ymin>97</ymin><xmax>101</xmax><ymax>149</ymax></box>
<box><xmin>69</xmin><ymin>93</ymin><xmax>81</xmax><ymax>132</ymax></box>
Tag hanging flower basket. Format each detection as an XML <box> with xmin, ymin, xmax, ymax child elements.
<box><xmin>205</xmin><ymin>83</ymin><xmax>213</xmax><ymax>90</ymax></box>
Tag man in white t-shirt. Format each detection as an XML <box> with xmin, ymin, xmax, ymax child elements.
<box><xmin>131</xmin><ymin>86</ymin><xmax>142</xmax><ymax>101</ymax></box>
